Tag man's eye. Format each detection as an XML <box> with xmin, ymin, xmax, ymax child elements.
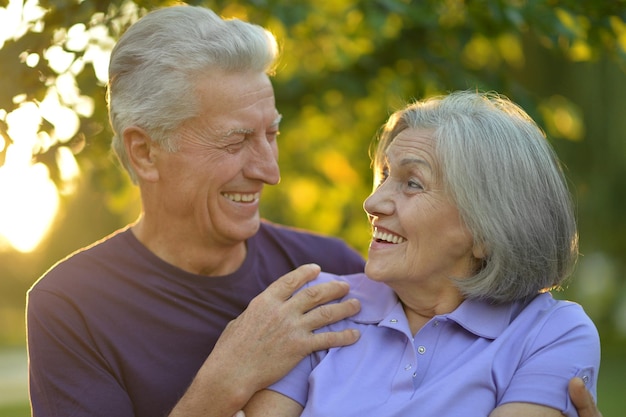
<box><xmin>224</xmin><ymin>141</ymin><xmax>245</xmax><ymax>154</ymax></box>
<box><xmin>267</xmin><ymin>130</ymin><xmax>280</xmax><ymax>141</ymax></box>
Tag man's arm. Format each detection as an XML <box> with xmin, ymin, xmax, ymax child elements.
<box><xmin>569</xmin><ymin>377</ymin><xmax>603</xmax><ymax>417</ymax></box>
<box><xmin>168</xmin><ymin>264</ymin><xmax>361</xmax><ymax>417</ymax></box>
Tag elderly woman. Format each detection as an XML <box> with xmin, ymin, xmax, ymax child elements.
<box><xmin>243</xmin><ymin>91</ymin><xmax>600</xmax><ymax>416</ymax></box>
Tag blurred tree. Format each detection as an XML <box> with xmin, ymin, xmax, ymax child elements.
<box><xmin>1</xmin><ymin>0</ymin><xmax>626</xmax><ymax>344</ymax></box>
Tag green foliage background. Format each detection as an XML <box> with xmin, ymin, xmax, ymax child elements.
<box><xmin>1</xmin><ymin>0</ymin><xmax>625</xmax><ymax>414</ymax></box>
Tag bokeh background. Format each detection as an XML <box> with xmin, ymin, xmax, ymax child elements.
<box><xmin>1</xmin><ymin>0</ymin><xmax>625</xmax><ymax>415</ymax></box>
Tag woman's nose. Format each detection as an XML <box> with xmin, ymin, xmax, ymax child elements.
<box><xmin>363</xmin><ymin>181</ymin><xmax>394</xmax><ymax>217</ymax></box>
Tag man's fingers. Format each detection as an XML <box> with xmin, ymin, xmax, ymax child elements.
<box><xmin>303</xmin><ymin>297</ymin><xmax>361</xmax><ymax>329</ymax></box>
<box><xmin>266</xmin><ymin>264</ymin><xmax>356</xmax><ymax>313</ymax></box>
<box><xmin>310</xmin><ymin>328</ymin><xmax>361</xmax><ymax>351</ymax></box>
<box><xmin>297</xmin><ymin>280</ymin><xmax>352</xmax><ymax>309</ymax></box>
<box><xmin>248</xmin><ymin>264</ymin><xmax>362</xmax><ymax>352</ymax></box>
<box><xmin>264</xmin><ymin>264</ymin><xmax>323</xmax><ymax>300</ymax></box>
<box><xmin>569</xmin><ymin>377</ymin><xmax>602</xmax><ymax>417</ymax></box>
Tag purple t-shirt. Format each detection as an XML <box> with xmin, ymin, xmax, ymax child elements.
<box><xmin>270</xmin><ymin>272</ymin><xmax>600</xmax><ymax>417</ymax></box>
<box><xmin>26</xmin><ymin>221</ymin><xmax>365</xmax><ymax>417</ymax></box>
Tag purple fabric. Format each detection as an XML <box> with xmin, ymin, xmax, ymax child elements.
<box><xmin>270</xmin><ymin>272</ymin><xmax>600</xmax><ymax>417</ymax></box>
<box><xmin>26</xmin><ymin>221</ymin><xmax>365</xmax><ymax>417</ymax></box>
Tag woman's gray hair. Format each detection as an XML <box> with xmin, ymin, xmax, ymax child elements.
<box><xmin>372</xmin><ymin>90</ymin><xmax>578</xmax><ymax>303</ymax></box>
<box><xmin>107</xmin><ymin>5</ymin><xmax>279</xmax><ymax>183</ymax></box>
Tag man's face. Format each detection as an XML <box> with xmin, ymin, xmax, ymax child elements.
<box><xmin>151</xmin><ymin>70</ymin><xmax>281</xmax><ymax>248</ymax></box>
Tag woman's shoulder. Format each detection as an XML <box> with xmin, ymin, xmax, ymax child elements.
<box><xmin>316</xmin><ymin>272</ymin><xmax>397</xmax><ymax>323</ymax></box>
<box><xmin>529</xmin><ymin>292</ymin><xmax>597</xmax><ymax>329</ymax></box>
<box><xmin>514</xmin><ymin>292</ymin><xmax>600</xmax><ymax>354</ymax></box>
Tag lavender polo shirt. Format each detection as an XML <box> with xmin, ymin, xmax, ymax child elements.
<box><xmin>270</xmin><ymin>273</ymin><xmax>600</xmax><ymax>417</ymax></box>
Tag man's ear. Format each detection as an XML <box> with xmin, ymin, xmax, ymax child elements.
<box><xmin>123</xmin><ymin>126</ymin><xmax>159</xmax><ymax>182</ymax></box>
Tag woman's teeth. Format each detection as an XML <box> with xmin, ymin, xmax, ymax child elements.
<box><xmin>373</xmin><ymin>228</ymin><xmax>406</xmax><ymax>244</ymax></box>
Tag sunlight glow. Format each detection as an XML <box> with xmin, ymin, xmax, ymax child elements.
<box><xmin>0</xmin><ymin>0</ymin><xmax>118</xmax><ymax>252</ymax></box>
<box><xmin>0</xmin><ymin>0</ymin><xmax>45</xmax><ymax>46</ymax></box>
<box><xmin>0</xmin><ymin>104</ymin><xmax>59</xmax><ymax>252</ymax></box>
<box><xmin>0</xmin><ymin>159</ymin><xmax>59</xmax><ymax>253</ymax></box>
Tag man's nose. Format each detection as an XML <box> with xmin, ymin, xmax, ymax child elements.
<box><xmin>245</xmin><ymin>139</ymin><xmax>280</xmax><ymax>185</ymax></box>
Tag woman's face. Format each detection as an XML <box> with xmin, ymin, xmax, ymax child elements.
<box><xmin>363</xmin><ymin>128</ymin><xmax>481</xmax><ymax>294</ymax></box>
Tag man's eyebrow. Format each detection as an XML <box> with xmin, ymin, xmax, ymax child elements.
<box><xmin>272</xmin><ymin>113</ymin><xmax>283</xmax><ymax>127</ymax></box>
<box><xmin>220</xmin><ymin>114</ymin><xmax>283</xmax><ymax>139</ymax></box>
<box><xmin>222</xmin><ymin>127</ymin><xmax>254</xmax><ymax>139</ymax></box>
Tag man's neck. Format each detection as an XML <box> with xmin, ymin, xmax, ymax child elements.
<box><xmin>130</xmin><ymin>217</ymin><xmax>247</xmax><ymax>276</ymax></box>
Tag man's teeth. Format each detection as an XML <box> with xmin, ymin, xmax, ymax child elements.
<box><xmin>373</xmin><ymin>229</ymin><xmax>406</xmax><ymax>244</ymax></box>
<box><xmin>223</xmin><ymin>192</ymin><xmax>259</xmax><ymax>202</ymax></box>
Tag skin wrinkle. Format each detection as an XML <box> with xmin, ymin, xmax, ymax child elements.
<box><xmin>222</xmin><ymin>114</ymin><xmax>282</xmax><ymax>140</ymax></box>
<box><xmin>132</xmin><ymin>70</ymin><xmax>281</xmax><ymax>277</ymax></box>
<box><xmin>364</xmin><ymin>129</ymin><xmax>478</xmax><ymax>333</ymax></box>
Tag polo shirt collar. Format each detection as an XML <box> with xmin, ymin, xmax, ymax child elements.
<box><xmin>343</xmin><ymin>273</ymin><xmax>528</xmax><ymax>339</ymax></box>
<box><xmin>444</xmin><ymin>297</ymin><xmax>522</xmax><ymax>339</ymax></box>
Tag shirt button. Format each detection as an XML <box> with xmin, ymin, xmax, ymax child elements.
<box><xmin>433</xmin><ymin>321</ymin><xmax>439</xmax><ymax>327</ymax></box>
<box><xmin>582</xmin><ymin>375</ymin><xmax>589</xmax><ymax>384</ymax></box>
<box><xmin>390</xmin><ymin>318</ymin><xmax>398</xmax><ymax>323</ymax></box>
<box><xmin>412</xmin><ymin>372</ymin><xmax>417</xmax><ymax>378</ymax></box>
<box><xmin>404</xmin><ymin>364</ymin><xmax>412</xmax><ymax>370</ymax></box>
<box><xmin>417</xmin><ymin>346</ymin><xmax>426</xmax><ymax>354</ymax></box>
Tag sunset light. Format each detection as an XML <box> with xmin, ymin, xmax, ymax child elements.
<box><xmin>0</xmin><ymin>0</ymin><xmax>111</xmax><ymax>252</ymax></box>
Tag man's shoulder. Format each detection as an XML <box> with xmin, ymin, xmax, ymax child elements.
<box><xmin>31</xmin><ymin>227</ymin><xmax>134</xmax><ymax>291</ymax></box>
<box><xmin>256</xmin><ymin>220</ymin><xmax>365</xmax><ymax>274</ymax></box>
<box><xmin>259</xmin><ymin>220</ymin><xmax>346</xmax><ymax>245</ymax></box>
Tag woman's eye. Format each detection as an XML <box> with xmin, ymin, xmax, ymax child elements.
<box><xmin>408</xmin><ymin>179</ymin><xmax>423</xmax><ymax>190</ymax></box>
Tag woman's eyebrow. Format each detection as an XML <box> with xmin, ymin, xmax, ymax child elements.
<box><xmin>394</xmin><ymin>156</ymin><xmax>433</xmax><ymax>173</ymax></box>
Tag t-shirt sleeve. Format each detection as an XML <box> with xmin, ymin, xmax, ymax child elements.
<box><xmin>27</xmin><ymin>286</ymin><xmax>135</xmax><ymax>417</ymax></box>
<box><xmin>498</xmin><ymin>303</ymin><xmax>600</xmax><ymax>416</ymax></box>
<box><xmin>267</xmin><ymin>354</ymin><xmax>318</xmax><ymax>407</ymax></box>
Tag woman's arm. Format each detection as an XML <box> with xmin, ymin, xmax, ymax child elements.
<box><xmin>244</xmin><ymin>389</ymin><xmax>303</xmax><ymax>417</ymax></box>
<box><xmin>489</xmin><ymin>403</ymin><xmax>562</xmax><ymax>417</ymax></box>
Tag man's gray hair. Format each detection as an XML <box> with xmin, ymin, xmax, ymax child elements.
<box><xmin>107</xmin><ymin>5</ymin><xmax>279</xmax><ymax>182</ymax></box>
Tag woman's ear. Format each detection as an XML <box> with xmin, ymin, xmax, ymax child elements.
<box><xmin>472</xmin><ymin>240</ymin><xmax>488</xmax><ymax>260</ymax></box>
<box><xmin>124</xmin><ymin>126</ymin><xmax>160</xmax><ymax>182</ymax></box>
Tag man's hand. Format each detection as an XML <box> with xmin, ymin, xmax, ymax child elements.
<box><xmin>215</xmin><ymin>263</ymin><xmax>361</xmax><ymax>391</ymax></box>
<box><xmin>168</xmin><ymin>264</ymin><xmax>361</xmax><ymax>417</ymax></box>
<box><xmin>569</xmin><ymin>377</ymin><xmax>602</xmax><ymax>417</ymax></box>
